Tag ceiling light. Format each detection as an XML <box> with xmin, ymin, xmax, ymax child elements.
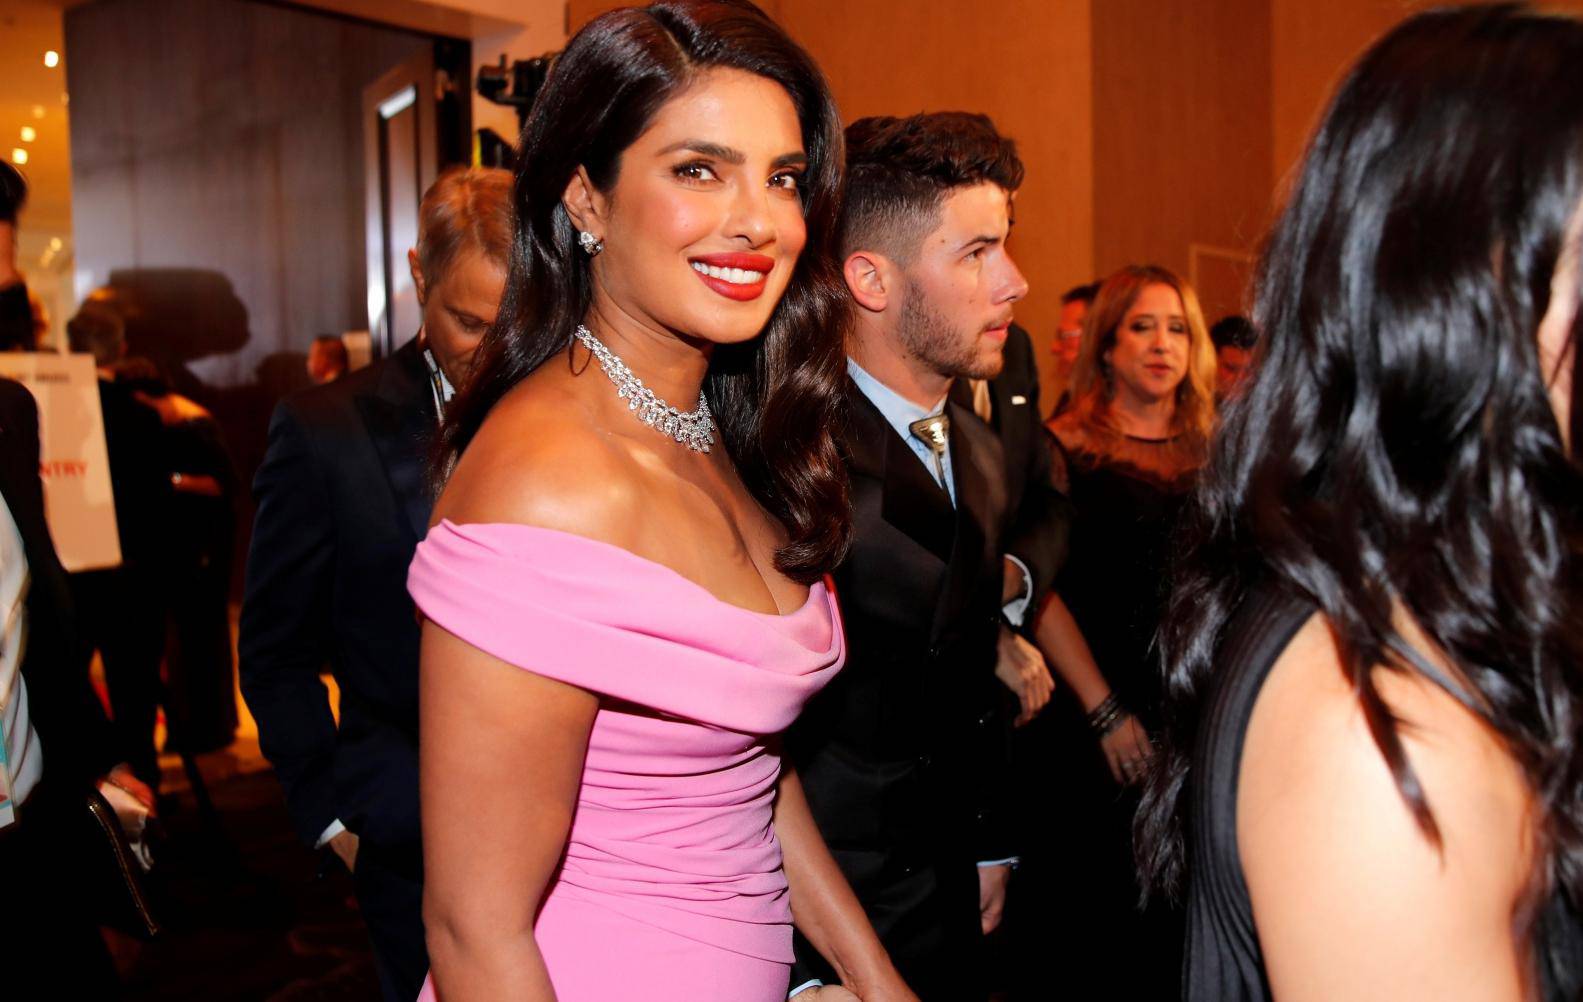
<box><xmin>44</xmin><ymin>51</ymin><xmax>60</xmax><ymax>68</ymax></box>
<box><xmin>19</xmin><ymin>127</ymin><xmax>36</xmax><ymax>143</ymax></box>
<box><xmin>49</xmin><ymin>237</ymin><xmax>63</xmax><ymax>251</ymax></box>
<box><xmin>30</xmin><ymin>106</ymin><xmax>45</xmax><ymax>120</ymax></box>
<box><xmin>11</xmin><ymin>149</ymin><xmax>28</xmax><ymax>165</ymax></box>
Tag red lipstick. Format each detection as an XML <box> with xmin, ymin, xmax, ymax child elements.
<box><xmin>688</xmin><ymin>252</ymin><xmax>775</xmax><ymax>302</ymax></box>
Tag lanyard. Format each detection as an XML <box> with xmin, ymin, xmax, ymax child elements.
<box><xmin>421</xmin><ymin>343</ymin><xmax>454</xmax><ymax>422</ymax></box>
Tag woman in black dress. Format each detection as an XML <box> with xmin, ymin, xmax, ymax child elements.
<box><xmin>1006</xmin><ymin>264</ymin><xmax>1218</xmax><ymax>999</ymax></box>
<box><xmin>1138</xmin><ymin>7</ymin><xmax>1583</xmax><ymax>1000</ymax></box>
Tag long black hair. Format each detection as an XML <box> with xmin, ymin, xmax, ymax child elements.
<box><xmin>438</xmin><ymin>0</ymin><xmax>850</xmax><ymax>581</ymax></box>
<box><xmin>1138</xmin><ymin>2</ymin><xmax>1583</xmax><ymax>982</ymax></box>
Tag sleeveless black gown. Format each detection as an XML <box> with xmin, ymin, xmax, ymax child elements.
<box><xmin>1185</xmin><ymin>583</ymin><xmax>1583</xmax><ymax>1001</ymax></box>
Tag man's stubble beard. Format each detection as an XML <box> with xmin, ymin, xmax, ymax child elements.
<box><xmin>897</xmin><ymin>280</ymin><xmax>1004</xmax><ymax>381</ymax></box>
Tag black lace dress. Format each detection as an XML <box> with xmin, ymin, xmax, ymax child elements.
<box><xmin>1005</xmin><ymin>412</ymin><xmax>1203</xmax><ymax>1001</ymax></box>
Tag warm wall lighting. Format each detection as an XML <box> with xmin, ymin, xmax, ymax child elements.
<box><xmin>19</xmin><ymin>127</ymin><xmax>36</xmax><ymax>143</ymax></box>
<box><xmin>49</xmin><ymin>237</ymin><xmax>63</xmax><ymax>251</ymax></box>
<box><xmin>30</xmin><ymin>105</ymin><xmax>45</xmax><ymax>120</ymax></box>
<box><xmin>11</xmin><ymin>149</ymin><xmax>28</xmax><ymax>165</ymax></box>
<box><xmin>43</xmin><ymin>50</ymin><xmax>60</xmax><ymax>68</ymax></box>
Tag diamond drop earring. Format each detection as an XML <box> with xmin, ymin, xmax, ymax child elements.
<box><xmin>578</xmin><ymin>230</ymin><xmax>604</xmax><ymax>256</ymax></box>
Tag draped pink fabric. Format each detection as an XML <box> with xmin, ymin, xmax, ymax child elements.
<box><xmin>409</xmin><ymin>520</ymin><xmax>845</xmax><ymax>1001</ymax></box>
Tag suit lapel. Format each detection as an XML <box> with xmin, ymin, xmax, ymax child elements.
<box><xmin>932</xmin><ymin>396</ymin><xmax>1007</xmax><ymax>640</ymax></box>
<box><xmin>355</xmin><ymin>342</ymin><xmax>437</xmax><ymax>542</ymax></box>
<box><xmin>847</xmin><ymin>379</ymin><xmax>956</xmax><ymax>565</ymax></box>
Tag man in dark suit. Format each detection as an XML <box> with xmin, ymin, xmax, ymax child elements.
<box><xmin>239</xmin><ymin>166</ymin><xmax>510</xmax><ymax>1002</ymax></box>
<box><xmin>788</xmin><ymin>113</ymin><xmax>1063</xmax><ymax>1001</ymax></box>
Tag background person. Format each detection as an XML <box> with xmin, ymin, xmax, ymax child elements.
<box><xmin>1139</xmin><ymin>8</ymin><xmax>1583</xmax><ymax>1000</ymax></box>
<box><xmin>412</xmin><ymin>4</ymin><xmax>910</xmax><ymax>1000</ymax></box>
<box><xmin>66</xmin><ymin>299</ymin><xmax>173</xmax><ymax>791</ymax></box>
<box><xmin>1209</xmin><ymin>313</ymin><xmax>1258</xmax><ymax>402</ymax></box>
<box><xmin>306</xmin><ymin>334</ymin><xmax>349</xmax><ymax>385</ymax></box>
<box><xmin>1048</xmin><ymin>281</ymin><xmax>1096</xmax><ymax>417</ymax></box>
<box><xmin>0</xmin><ymin>162</ymin><xmax>31</xmax><ymax>350</ymax></box>
<box><xmin>0</xmin><ymin>373</ymin><xmax>155</xmax><ymax>997</ymax></box>
<box><xmin>788</xmin><ymin>110</ymin><xmax>1036</xmax><ymax>1002</ymax></box>
<box><xmin>239</xmin><ymin>165</ymin><xmax>512</xmax><ymax>1002</ymax></box>
<box><xmin>1006</xmin><ymin>264</ymin><xmax>1217</xmax><ymax>1000</ymax></box>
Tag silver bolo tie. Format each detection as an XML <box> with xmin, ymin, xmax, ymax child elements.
<box><xmin>908</xmin><ymin>412</ymin><xmax>950</xmax><ymax>485</ymax></box>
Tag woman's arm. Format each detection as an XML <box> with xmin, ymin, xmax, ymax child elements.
<box><xmin>420</xmin><ymin>619</ymin><xmax>599</xmax><ymax>1001</ymax></box>
<box><xmin>1240</xmin><ymin>614</ymin><xmax>1535</xmax><ymax>1001</ymax></box>
<box><xmin>1030</xmin><ymin>593</ymin><xmax>1152</xmax><ymax>784</ymax></box>
<box><xmin>775</xmin><ymin>768</ymin><xmax>917</xmax><ymax>1002</ymax></box>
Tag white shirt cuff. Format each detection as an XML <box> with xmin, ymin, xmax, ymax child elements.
<box><xmin>316</xmin><ymin>818</ymin><xmax>347</xmax><ymax>848</ymax></box>
<box><xmin>1001</xmin><ymin>554</ymin><xmax>1033</xmax><ymax>626</ymax></box>
<box><xmin>977</xmin><ymin>857</ymin><xmax>1019</xmax><ymax>868</ymax></box>
<box><xmin>789</xmin><ymin>979</ymin><xmax>824</xmax><ymax>998</ymax></box>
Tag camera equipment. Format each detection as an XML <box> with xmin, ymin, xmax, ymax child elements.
<box><xmin>476</xmin><ymin>53</ymin><xmax>557</xmax><ymax>131</ymax></box>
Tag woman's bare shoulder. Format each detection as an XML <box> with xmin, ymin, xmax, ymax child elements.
<box><xmin>1236</xmin><ymin>612</ymin><xmax>1535</xmax><ymax>1000</ymax></box>
<box><xmin>432</xmin><ymin>372</ymin><xmax>645</xmax><ymax>548</ymax></box>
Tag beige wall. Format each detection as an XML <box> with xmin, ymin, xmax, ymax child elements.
<box><xmin>777</xmin><ymin>0</ymin><xmax>1093</xmax><ymax>396</ymax></box>
<box><xmin>1093</xmin><ymin>0</ymin><xmax>1271</xmax><ymax>326</ymax></box>
<box><xmin>1271</xmin><ymin>0</ymin><xmax>1583</xmax><ymax>193</ymax></box>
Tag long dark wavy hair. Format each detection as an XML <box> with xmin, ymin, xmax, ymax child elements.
<box><xmin>1138</xmin><ymin>3</ymin><xmax>1583</xmax><ymax>985</ymax></box>
<box><xmin>438</xmin><ymin>0</ymin><xmax>851</xmax><ymax>581</ymax></box>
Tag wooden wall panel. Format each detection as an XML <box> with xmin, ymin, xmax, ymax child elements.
<box><xmin>1092</xmin><ymin>0</ymin><xmax>1272</xmax><ymax>325</ymax></box>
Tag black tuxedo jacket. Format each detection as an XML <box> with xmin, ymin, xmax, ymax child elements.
<box><xmin>239</xmin><ymin>340</ymin><xmax>435</xmax><ymax>864</ymax></box>
<box><xmin>974</xmin><ymin>323</ymin><xmax>1070</xmax><ymax>622</ymax></box>
<box><xmin>0</xmin><ymin>377</ymin><xmax>116</xmax><ymax>788</ymax></box>
<box><xmin>788</xmin><ymin>377</ymin><xmax>1016</xmax><ymax>999</ymax></box>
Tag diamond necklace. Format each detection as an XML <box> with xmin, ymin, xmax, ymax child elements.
<box><xmin>574</xmin><ymin>324</ymin><xmax>716</xmax><ymax>453</ymax></box>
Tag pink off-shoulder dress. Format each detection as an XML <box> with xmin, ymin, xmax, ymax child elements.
<box><xmin>408</xmin><ymin>520</ymin><xmax>845</xmax><ymax>1002</ymax></box>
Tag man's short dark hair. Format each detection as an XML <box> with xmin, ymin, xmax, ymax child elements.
<box><xmin>66</xmin><ymin>301</ymin><xmax>126</xmax><ymax>367</ymax></box>
<box><xmin>840</xmin><ymin>112</ymin><xmax>1023</xmax><ymax>262</ymax></box>
<box><xmin>0</xmin><ymin>162</ymin><xmax>26</xmax><ymax>225</ymax></box>
<box><xmin>1210</xmin><ymin>314</ymin><xmax>1258</xmax><ymax>350</ymax></box>
<box><xmin>1061</xmin><ymin>282</ymin><xmax>1099</xmax><ymax>306</ymax></box>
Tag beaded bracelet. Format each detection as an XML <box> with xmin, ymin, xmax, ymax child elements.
<box><xmin>1085</xmin><ymin>693</ymin><xmax>1128</xmax><ymax>738</ymax></box>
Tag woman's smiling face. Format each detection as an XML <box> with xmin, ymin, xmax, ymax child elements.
<box><xmin>580</xmin><ymin>66</ymin><xmax>809</xmax><ymax>346</ymax></box>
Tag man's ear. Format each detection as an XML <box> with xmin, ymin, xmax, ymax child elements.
<box><xmin>843</xmin><ymin>250</ymin><xmax>895</xmax><ymax>314</ymax></box>
<box><xmin>407</xmin><ymin>248</ymin><xmax>428</xmax><ymax>306</ymax></box>
<box><xmin>562</xmin><ymin>166</ymin><xmax>608</xmax><ymax>240</ymax></box>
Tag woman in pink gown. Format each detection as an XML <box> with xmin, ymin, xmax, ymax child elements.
<box><xmin>410</xmin><ymin>3</ymin><xmax>915</xmax><ymax>1001</ymax></box>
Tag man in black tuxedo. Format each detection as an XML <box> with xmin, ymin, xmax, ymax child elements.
<box><xmin>239</xmin><ymin>167</ymin><xmax>510</xmax><ymax>1002</ymax></box>
<box><xmin>788</xmin><ymin>112</ymin><xmax>1064</xmax><ymax>1001</ymax></box>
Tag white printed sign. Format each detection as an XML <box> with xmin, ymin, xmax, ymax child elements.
<box><xmin>0</xmin><ymin>353</ymin><xmax>123</xmax><ymax>572</ymax></box>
